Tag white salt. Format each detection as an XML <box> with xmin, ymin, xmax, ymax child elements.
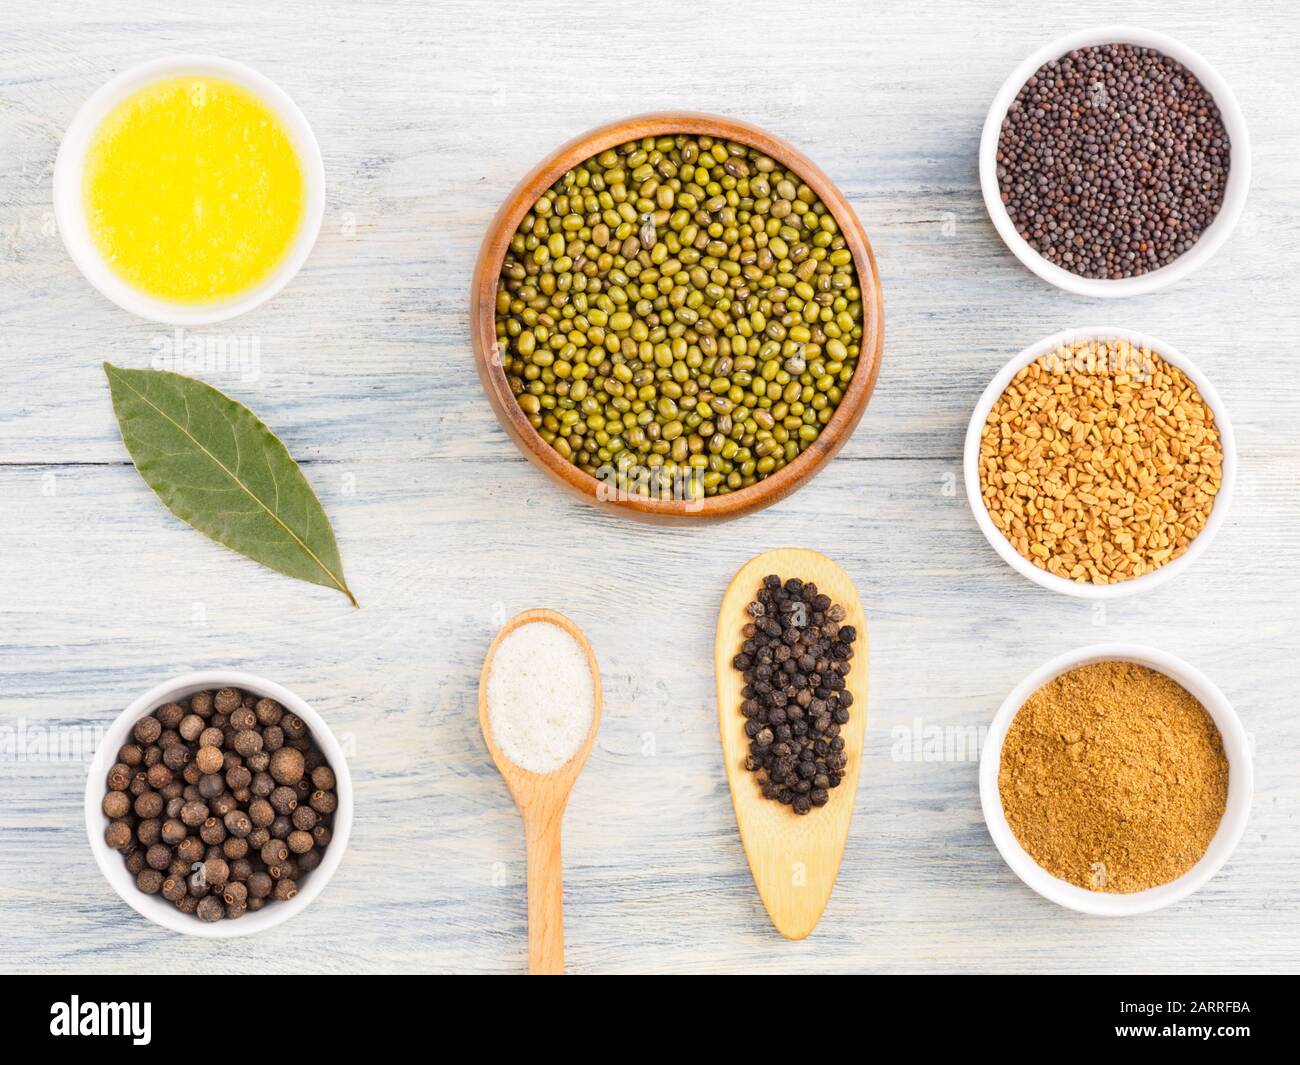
<box><xmin>487</xmin><ymin>620</ymin><xmax>595</xmax><ymax>774</ymax></box>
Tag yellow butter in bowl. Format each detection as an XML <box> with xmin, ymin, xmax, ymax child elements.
<box><xmin>83</xmin><ymin>76</ymin><xmax>304</xmax><ymax>304</ymax></box>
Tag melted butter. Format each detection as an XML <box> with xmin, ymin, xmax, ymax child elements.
<box><xmin>84</xmin><ymin>76</ymin><xmax>304</xmax><ymax>303</ymax></box>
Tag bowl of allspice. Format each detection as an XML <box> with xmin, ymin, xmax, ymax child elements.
<box><xmin>86</xmin><ymin>671</ymin><xmax>352</xmax><ymax>937</ymax></box>
<box><xmin>965</xmin><ymin>327</ymin><xmax>1235</xmax><ymax>597</ymax></box>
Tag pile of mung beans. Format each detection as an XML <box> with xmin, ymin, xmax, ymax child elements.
<box><xmin>494</xmin><ymin>134</ymin><xmax>865</xmax><ymax>501</ymax></box>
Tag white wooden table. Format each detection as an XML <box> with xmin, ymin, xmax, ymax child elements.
<box><xmin>2</xmin><ymin>0</ymin><xmax>1297</xmax><ymax>974</ymax></box>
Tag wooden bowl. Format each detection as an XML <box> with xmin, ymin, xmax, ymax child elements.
<box><xmin>471</xmin><ymin>112</ymin><xmax>885</xmax><ymax>523</ymax></box>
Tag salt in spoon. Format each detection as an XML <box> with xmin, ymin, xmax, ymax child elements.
<box><xmin>479</xmin><ymin>608</ymin><xmax>602</xmax><ymax>974</ymax></box>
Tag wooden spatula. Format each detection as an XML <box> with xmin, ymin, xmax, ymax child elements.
<box><xmin>715</xmin><ymin>548</ymin><xmax>869</xmax><ymax>939</ymax></box>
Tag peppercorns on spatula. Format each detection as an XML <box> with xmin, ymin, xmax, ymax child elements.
<box><xmin>715</xmin><ymin>548</ymin><xmax>869</xmax><ymax>941</ymax></box>
<box><xmin>734</xmin><ymin>576</ymin><xmax>856</xmax><ymax>815</ymax></box>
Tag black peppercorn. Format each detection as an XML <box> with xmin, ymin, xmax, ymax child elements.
<box><xmin>732</xmin><ymin>576</ymin><xmax>856</xmax><ymax>815</ymax></box>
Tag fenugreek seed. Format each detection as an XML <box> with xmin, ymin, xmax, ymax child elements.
<box><xmin>979</xmin><ymin>340</ymin><xmax>1222</xmax><ymax>585</ymax></box>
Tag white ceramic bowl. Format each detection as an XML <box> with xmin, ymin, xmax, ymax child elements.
<box><xmin>979</xmin><ymin>26</ymin><xmax>1251</xmax><ymax>298</ymax></box>
<box><xmin>85</xmin><ymin>670</ymin><xmax>352</xmax><ymax>937</ymax></box>
<box><xmin>54</xmin><ymin>55</ymin><xmax>325</xmax><ymax>324</ymax></box>
<box><xmin>964</xmin><ymin>326</ymin><xmax>1236</xmax><ymax>599</ymax></box>
<box><xmin>981</xmin><ymin>643</ymin><xmax>1252</xmax><ymax>915</ymax></box>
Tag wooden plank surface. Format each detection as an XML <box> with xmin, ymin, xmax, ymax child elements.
<box><xmin>1</xmin><ymin>0</ymin><xmax>1298</xmax><ymax>973</ymax></box>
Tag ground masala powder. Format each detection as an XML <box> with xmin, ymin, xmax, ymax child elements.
<box><xmin>998</xmin><ymin>660</ymin><xmax>1229</xmax><ymax>893</ymax></box>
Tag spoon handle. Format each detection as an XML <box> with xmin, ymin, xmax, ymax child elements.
<box><xmin>525</xmin><ymin>808</ymin><xmax>565</xmax><ymax>974</ymax></box>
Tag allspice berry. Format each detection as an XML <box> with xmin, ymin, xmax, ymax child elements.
<box><xmin>247</xmin><ymin>797</ymin><xmax>275</xmax><ymax>827</ymax></box>
<box><xmin>199</xmin><ymin>817</ymin><xmax>227</xmax><ymax>845</ymax></box>
<box><xmin>230</xmin><ymin>706</ymin><xmax>257</xmax><ymax>731</ymax></box>
<box><xmin>105</xmin><ymin>686</ymin><xmax>337</xmax><ymax>922</ymax></box>
<box><xmin>232</xmin><ymin>730</ymin><xmax>263</xmax><ymax>758</ymax></box>
<box><xmin>156</xmin><ymin>702</ymin><xmax>185</xmax><ymax>729</ymax></box>
<box><xmin>269</xmin><ymin>786</ymin><xmax>298</xmax><ymax>815</ymax></box>
<box><xmin>223</xmin><ymin>809</ymin><xmax>252</xmax><ymax>838</ymax></box>
<box><xmin>261</xmin><ymin>839</ymin><xmax>289</xmax><ymax>867</ymax></box>
<box><xmin>194</xmin><ymin>745</ymin><xmax>224</xmax><ymax>775</ymax></box>
<box><xmin>133</xmin><ymin>716</ymin><xmax>162</xmax><ymax>745</ymax></box>
<box><xmin>214</xmin><ymin>687</ymin><xmax>243</xmax><ymax>714</ymax></box>
<box><xmin>269</xmin><ymin>747</ymin><xmax>305</xmax><ymax>785</ymax></box>
<box><xmin>177</xmin><ymin>837</ymin><xmax>205</xmax><ymax>864</ymax></box>
<box><xmin>104</xmin><ymin>821</ymin><xmax>132</xmax><ymax>850</ymax></box>
<box><xmin>106</xmin><ymin>763</ymin><xmax>132</xmax><ymax>791</ymax></box>
<box><xmin>134</xmin><ymin>791</ymin><xmax>163</xmax><ymax>819</ymax></box>
<box><xmin>287</xmin><ymin>830</ymin><xmax>314</xmax><ymax>855</ymax></box>
<box><xmin>136</xmin><ymin>869</ymin><xmax>164</xmax><ymax>894</ymax></box>
<box><xmin>102</xmin><ymin>791</ymin><xmax>131</xmax><ymax>819</ymax></box>
<box><xmin>196</xmin><ymin>896</ymin><xmax>225</xmax><ymax>922</ymax></box>
<box><xmin>310</xmin><ymin>789</ymin><xmax>338</xmax><ymax>815</ymax></box>
<box><xmin>202</xmin><ymin>858</ymin><xmax>230</xmax><ymax>890</ymax></box>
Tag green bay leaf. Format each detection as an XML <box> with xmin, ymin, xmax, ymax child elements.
<box><xmin>104</xmin><ymin>363</ymin><xmax>357</xmax><ymax>606</ymax></box>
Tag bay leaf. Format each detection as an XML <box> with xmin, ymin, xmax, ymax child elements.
<box><xmin>103</xmin><ymin>363</ymin><xmax>357</xmax><ymax>606</ymax></box>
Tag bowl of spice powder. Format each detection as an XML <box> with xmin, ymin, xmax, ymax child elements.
<box><xmin>980</xmin><ymin>26</ymin><xmax>1250</xmax><ymax>297</ymax></box>
<box><xmin>981</xmin><ymin>644</ymin><xmax>1252</xmax><ymax>915</ymax></box>
<box><xmin>965</xmin><ymin>327</ymin><xmax>1235</xmax><ymax>598</ymax></box>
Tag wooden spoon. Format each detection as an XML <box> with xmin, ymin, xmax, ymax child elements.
<box><xmin>479</xmin><ymin>608</ymin><xmax>602</xmax><ymax>974</ymax></box>
<box><xmin>715</xmin><ymin>549</ymin><xmax>869</xmax><ymax>940</ymax></box>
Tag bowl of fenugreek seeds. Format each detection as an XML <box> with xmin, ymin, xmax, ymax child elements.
<box><xmin>964</xmin><ymin>327</ymin><xmax>1235</xmax><ymax>598</ymax></box>
<box><xmin>86</xmin><ymin>671</ymin><xmax>352</xmax><ymax>937</ymax></box>
<box><xmin>981</xmin><ymin>644</ymin><xmax>1252</xmax><ymax>915</ymax></box>
<box><xmin>472</xmin><ymin>113</ymin><xmax>884</xmax><ymax>522</ymax></box>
